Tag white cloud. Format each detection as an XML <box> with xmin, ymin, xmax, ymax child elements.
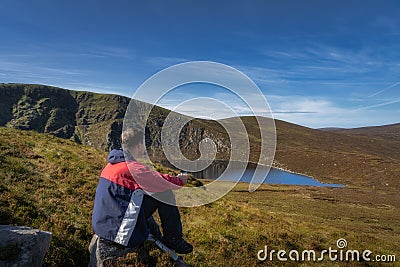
<box><xmin>266</xmin><ymin>94</ymin><xmax>399</xmax><ymax>128</ymax></box>
<box><xmin>154</xmin><ymin>83</ymin><xmax>399</xmax><ymax>128</ymax></box>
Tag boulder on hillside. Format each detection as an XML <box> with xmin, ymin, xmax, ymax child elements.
<box><xmin>0</xmin><ymin>225</ymin><xmax>52</xmax><ymax>267</ymax></box>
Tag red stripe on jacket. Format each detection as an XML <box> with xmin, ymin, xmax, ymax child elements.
<box><xmin>100</xmin><ymin>161</ymin><xmax>183</xmax><ymax>192</ymax></box>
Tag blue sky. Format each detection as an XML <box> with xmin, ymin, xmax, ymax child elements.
<box><xmin>1</xmin><ymin>0</ymin><xmax>399</xmax><ymax>128</ymax></box>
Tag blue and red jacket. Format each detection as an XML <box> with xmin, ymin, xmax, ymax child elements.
<box><xmin>92</xmin><ymin>149</ymin><xmax>183</xmax><ymax>247</ymax></box>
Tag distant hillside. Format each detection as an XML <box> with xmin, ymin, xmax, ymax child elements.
<box><xmin>319</xmin><ymin>127</ymin><xmax>347</xmax><ymax>131</ymax></box>
<box><xmin>1</xmin><ymin>83</ymin><xmax>399</xmax><ymax>191</ymax></box>
<box><xmin>273</xmin><ymin>119</ymin><xmax>400</xmax><ymax>190</ymax></box>
<box><xmin>325</xmin><ymin>123</ymin><xmax>400</xmax><ymax>141</ymax></box>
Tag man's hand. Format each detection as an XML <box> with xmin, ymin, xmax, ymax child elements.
<box><xmin>177</xmin><ymin>173</ymin><xmax>189</xmax><ymax>185</ymax></box>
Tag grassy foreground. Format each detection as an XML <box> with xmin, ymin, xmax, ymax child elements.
<box><xmin>0</xmin><ymin>127</ymin><xmax>398</xmax><ymax>266</ymax></box>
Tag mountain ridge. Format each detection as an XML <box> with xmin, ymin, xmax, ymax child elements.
<box><xmin>1</xmin><ymin>83</ymin><xmax>399</xmax><ymax>191</ymax></box>
<box><xmin>323</xmin><ymin>123</ymin><xmax>400</xmax><ymax>141</ymax></box>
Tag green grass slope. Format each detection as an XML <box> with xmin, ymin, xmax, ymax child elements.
<box><xmin>0</xmin><ymin>127</ymin><xmax>106</xmax><ymax>266</ymax></box>
<box><xmin>1</xmin><ymin>127</ymin><xmax>399</xmax><ymax>266</ymax></box>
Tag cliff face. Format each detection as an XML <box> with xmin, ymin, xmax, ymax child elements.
<box><xmin>0</xmin><ymin>84</ymin><xmax>129</xmax><ymax>151</ymax></box>
<box><xmin>0</xmin><ymin>84</ymin><xmax>232</xmax><ymax>159</ymax></box>
<box><xmin>3</xmin><ymin>85</ymin><xmax>78</xmax><ymax>139</ymax></box>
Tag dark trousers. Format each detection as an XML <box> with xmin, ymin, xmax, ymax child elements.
<box><xmin>88</xmin><ymin>190</ymin><xmax>182</xmax><ymax>266</ymax></box>
<box><xmin>142</xmin><ymin>190</ymin><xmax>183</xmax><ymax>239</ymax></box>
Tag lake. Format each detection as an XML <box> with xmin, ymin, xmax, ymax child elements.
<box><xmin>188</xmin><ymin>161</ymin><xmax>344</xmax><ymax>187</ymax></box>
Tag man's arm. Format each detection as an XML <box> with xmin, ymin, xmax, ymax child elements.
<box><xmin>161</xmin><ymin>173</ymin><xmax>189</xmax><ymax>186</ymax></box>
<box><xmin>129</xmin><ymin>162</ymin><xmax>186</xmax><ymax>193</ymax></box>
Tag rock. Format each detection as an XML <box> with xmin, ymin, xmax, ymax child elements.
<box><xmin>0</xmin><ymin>84</ymin><xmax>232</xmax><ymax>158</ymax></box>
<box><xmin>0</xmin><ymin>225</ymin><xmax>52</xmax><ymax>267</ymax></box>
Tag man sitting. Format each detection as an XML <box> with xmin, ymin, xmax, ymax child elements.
<box><xmin>89</xmin><ymin>128</ymin><xmax>193</xmax><ymax>266</ymax></box>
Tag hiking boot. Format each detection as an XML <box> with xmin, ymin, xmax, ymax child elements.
<box><xmin>163</xmin><ymin>236</ymin><xmax>193</xmax><ymax>254</ymax></box>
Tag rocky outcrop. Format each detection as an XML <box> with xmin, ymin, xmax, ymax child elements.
<box><xmin>0</xmin><ymin>84</ymin><xmax>129</xmax><ymax>151</ymax></box>
<box><xmin>0</xmin><ymin>84</ymin><xmax>233</xmax><ymax>160</ymax></box>
<box><xmin>0</xmin><ymin>225</ymin><xmax>52</xmax><ymax>267</ymax></box>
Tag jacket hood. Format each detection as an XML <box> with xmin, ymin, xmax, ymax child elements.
<box><xmin>107</xmin><ymin>149</ymin><xmax>135</xmax><ymax>164</ymax></box>
<box><xmin>107</xmin><ymin>149</ymin><xmax>126</xmax><ymax>164</ymax></box>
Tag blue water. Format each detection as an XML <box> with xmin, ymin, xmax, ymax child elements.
<box><xmin>193</xmin><ymin>164</ymin><xmax>344</xmax><ymax>187</ymax></box>
<box><xmin>223</xmin><ymin>168</ymin><xmax>344</xmax><ymax>187</ymax></box>
<box><xmin>187</xmin><ymin>160</ymin><xmax>344</xmax><ymax>187</ymax></box>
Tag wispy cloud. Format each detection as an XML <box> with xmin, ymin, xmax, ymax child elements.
<box><xmin>154</xmin><ymin>86</ymin><xmax>273</xmax><ymax>120</ymax></box>
<box><xmin>0</xmin><ymin>43</ymin><xmax>136</xmax><ymax>94</ymax></box>
<box><xmin>146</xmin><ymin>56</ymin><xmax>191</xmax><ymax>67</ymax></box>
<box><xmin>367</xmin><ymin>81</ymin><xmax>400</xmax><ymax>98</ymax></box>
<box><xmin>0</xmin><ymin>60</ymin><xmax>83</xmax><ymax>80</ymax></box>
<box><xmin>76</xmin><ymin>45</ymin><xmax>135</xmax><ymax>60</ymax></box>
<box><xmin>353</xmin><ymin>98</ymin><xmax>400</xmax><ymax>111</ymax></box>
<box><xmin>1</xmin><ymin>38</ymin><xmax>398</xmax><ymax>128</ymax></box>
<box><xmin>268</xmin><ymin>95</ymin><xmax>344</xmax><ymax>114</ymax></box>
<box><xmin>0</xmin><ymin>43</ymin><xmax>136</xmax><ymax>61</ymax></box>
<box><xmin>156</xmin><ymin>91</ymin><xmax>399</xmax><ymax>128</ymax></box>
<box><xmin>256</xmin><ymin>43</ymin><xmax>400</xmax><ymax>84</ymax></box>
<box><xmin>273</xmin><ymin>111</ymin><xmax>317</xmax><ymax>114</ymax></box>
